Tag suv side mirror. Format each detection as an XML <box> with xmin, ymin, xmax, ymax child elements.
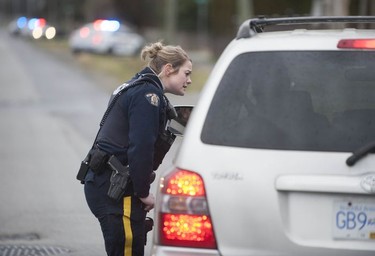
<box><xmin>167</xmin><ymin>106</ymin><xmax>194</xmax><ymax>136</ymax></box>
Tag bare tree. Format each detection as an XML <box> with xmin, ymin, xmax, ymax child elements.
<box><xmin>236</xmin><ymin>0</ymin><xmax>254</xmax><ymax>26</ymax></box>
<box><xmin>311</xmin><ymin>0</ymin><xmax>350</xmax><ymax>16</ymax></box>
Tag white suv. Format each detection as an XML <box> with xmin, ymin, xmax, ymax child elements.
<box><xmin>152</xmin><ymin>16</ymin><xmax>375</xmax><ymax>256</ymax></box>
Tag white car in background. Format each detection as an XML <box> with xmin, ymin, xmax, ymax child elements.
<box><xmin>151</xmin><ymin>16</ymin><xmax>375</xmax><ymax>256</ymax></box>
<box><xmin>69</xmin><ymin>19</ymin><xmax>145</xmax><ymax>56</ymax></box>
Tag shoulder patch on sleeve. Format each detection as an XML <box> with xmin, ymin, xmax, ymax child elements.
<box><xmin>145</xmin><ymin>93</ymin><xmax>160</xmax><ymax>107</ymax></box>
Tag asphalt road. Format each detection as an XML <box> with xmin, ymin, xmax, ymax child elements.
<box><xmin>0</xmin><ymin>29</ymin><xmax>199</xmax><ymax>256</ymax></box>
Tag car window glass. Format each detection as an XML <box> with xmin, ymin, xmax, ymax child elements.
<box><xmin>201</xmin><ymin>51</ymin><xmax>375</xmax><ymax>152</ymax></box>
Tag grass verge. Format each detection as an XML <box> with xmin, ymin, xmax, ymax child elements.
<box><xmin>34</xmin><ymin>38</ymin><xmax>212</xmax><ymax>93</ymax></box>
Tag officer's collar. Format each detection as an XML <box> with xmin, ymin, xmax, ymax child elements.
<box><xmin>137</xmin><ymin>67</ymin><xmax>164</xmax><ymax>90</ymax></box>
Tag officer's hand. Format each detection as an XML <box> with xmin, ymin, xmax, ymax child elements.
<box><xmin>140</xmin><ymin>193</ymin><xmax>155</xmax><ymax>211</ymax></box>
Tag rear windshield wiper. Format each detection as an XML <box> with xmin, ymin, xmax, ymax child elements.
<box><xmin>346</xmin><ymin>141</ymin><xmax>375</xmax><ymax>166</ymax></box>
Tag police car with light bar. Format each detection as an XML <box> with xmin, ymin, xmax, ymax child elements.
<box><xmin>151</xmin><ymin>16</ymin><xmax>375</xmax><ymax>256</ymax></box>
<box><xmin>69</xmin><ymin>19</ymin><xmax>145</xmax><ymax>56</ymax></box>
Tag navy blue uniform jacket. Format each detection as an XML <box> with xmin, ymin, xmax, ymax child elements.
<box><xmin>96</xmin><ymin>67</ymin><xmax>167</xmax><ymax>198</ymax></box>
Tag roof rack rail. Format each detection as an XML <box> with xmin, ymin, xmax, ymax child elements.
<box><xmin>237</xmin><ymin>16</ymin><xmax>375</xmax><ymax>39</ymax></box>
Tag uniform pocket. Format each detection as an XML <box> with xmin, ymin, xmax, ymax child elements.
<box><xmin>89</xmin><ymin>148</ymin><xmax>109</xmax><ymax>173</ymax></box>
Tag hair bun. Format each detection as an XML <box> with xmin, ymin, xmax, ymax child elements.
<box><xmin>141</xmin><ymin>41</ymin><xmax>164</xmax><ymax>60</ymax></box>
<box><xmin>140</xmin><ymin>41</ymin><xmax>190</xmax><ymax>74</ymax></box>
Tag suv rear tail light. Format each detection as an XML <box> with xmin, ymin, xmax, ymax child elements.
<box><xmin>337</xmin><ymin>39</ymin><xmax>375</xmax><ymax>49</ymax></box>
<box><xmin>159</xmin><ymin>169</ymin><xmax>217</xmax><ymax>249</ymax></box>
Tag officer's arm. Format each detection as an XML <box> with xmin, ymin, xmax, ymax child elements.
<box><xmin>127</xmin><ymin>87</ymin><xmax>161</xmax><ymax>198</ymax></box>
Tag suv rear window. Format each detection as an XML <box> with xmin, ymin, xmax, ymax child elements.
<box><xmin>201</xmin><ymin>51</ymin><xmax>375</xmax><ymax>152</ymax></box>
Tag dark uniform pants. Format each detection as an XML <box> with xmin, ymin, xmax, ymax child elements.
<box><xmin>84</xmin><ymin>169</ymin><xmax>147</xmax><ymax>256</ymax></box>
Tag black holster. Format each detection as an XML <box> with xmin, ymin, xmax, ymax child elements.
<box><xmin>76</xmin><ymin>147</ymin><xmax>110</xmax><ymax>183</ymax></box>
<box><xmin>76</xmin><ymin>153</ymin><xmax>91</xmax><ymax>184</ymax></box>
<box><xmin>107</xmin><ymin>155</ymin><xmax>130</xmax><ymax>201</ymax></box>
<box><xmin>89</xmin><ymin>147</ymin><xmax>109</xmax><ymax>173</ymax></box>
<box><xmin>144</xmin><ymin>217</ymin><xmax>154</xmax><ymax>245</ymax></box>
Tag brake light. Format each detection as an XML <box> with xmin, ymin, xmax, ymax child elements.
<box><xmin>92</xmin><ymin>34</ymin><xmax>102</xmax><ymax>45</ymax></box>
<box><xmin>79</xmin><ymin>27</ymin><xmax>90</xmax><ymax>38</ymax></box>
<box><xmin>337</xmin><ymin>39</ymin><xmax>375</xmax><ymax>49</ymax></box>
<box><xmin>159</xmin><ymin>169</ymin><xmax>217</xmax><ymax>249</ymax></box>
<box><xmin>164</xmin><ymin>170</ymin><xmax>205</xmax><ymax>196</ymax></box>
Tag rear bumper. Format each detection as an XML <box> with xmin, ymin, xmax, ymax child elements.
<box><xmin>151</xmin><ymin>245</ymin><xmax>220</xmax><ymax>256</ymax></box>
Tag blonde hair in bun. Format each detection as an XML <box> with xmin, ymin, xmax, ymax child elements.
<box><xmin>141</xmin><ymin>41</ymin><xmax>190</xmax><ymax>74</ymax></box>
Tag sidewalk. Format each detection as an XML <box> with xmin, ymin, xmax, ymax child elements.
<box><xmin>0</xmin><ymin>29</ymin><xmax>106</xmax><ymax>255</ymax></box>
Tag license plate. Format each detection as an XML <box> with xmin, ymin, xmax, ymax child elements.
<box><xmin>333</xmin><ymin>201</ymin><xmax>375</xmax><ymax>240</ymax></box>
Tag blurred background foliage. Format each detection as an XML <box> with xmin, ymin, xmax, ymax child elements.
<box><xmin>1</xmin><ymin>0</ymin><xmax>374</xmax><ymax>55</ymax></box>
<box><xmin>1</xmin><ymin>0</ymin><xmax>374</xmax><ymax>91</ymax></box>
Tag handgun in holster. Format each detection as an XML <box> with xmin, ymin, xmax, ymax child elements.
<box><xmin>107</xmin><ymin>155</ymin><xmax>130</xmax><ymax>201</ymax></box>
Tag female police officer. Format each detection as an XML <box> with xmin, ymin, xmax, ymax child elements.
<box><xmin>83</xmin><ymin>41</ymin><xmax>192</xmax><ymax>256</ymax></box>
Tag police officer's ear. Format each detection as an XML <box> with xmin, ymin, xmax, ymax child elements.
<box><xmin>164</xmin><ymin>63</ymin><xmax>175</xmax><ymax>77</ymax></box>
